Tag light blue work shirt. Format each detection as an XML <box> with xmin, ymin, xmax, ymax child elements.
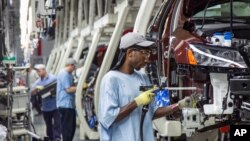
<box><xmin>57</xmin><ymin>69</ymin><xmax>75</xmax><ymax>109</ymax></box>
<box><xmin>98</xmin><ymin>70</ymin><xmax>158</xmax><ymax>141</ymax></box>
<box><xmin>31</xmin><ymin>73</ymin><xmax>57</xmax><ymax>112</ymax></box>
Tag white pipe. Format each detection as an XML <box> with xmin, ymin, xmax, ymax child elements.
<box><xmin>55</xmin><ymin>48</ymin><xmax>66</xmax><ymax>74</ymax></box>
<box><xmin>242</xmin><ymin>102</ymin><xmax>250</xmax><ymax>107</ymax></box>
<box><xmin>56</xmin><ymin>38</ymin><xmax>74</xmax><ymax>74</ymax></box>
<box><xmin>51</xmin><ymin>51</ymin><xmax>60</xmax><ymax>74</ymax></box>
<box><xmin>89</xmin><ymin>0</ymin><xmax>96</xmax><ymax>27</ymax></box>
<box><xmin>241</xmin><ymin>106</ymin><xmax>250</xmax><ymax>111</ymax></box>
<box><xmin>55</xmin><ymin>9</ymin><xmax>59</xmax><ymax>47</ymax></box>
<box><xmin>46</xmin><ymin>50</ymin><xmax>55</xmax><ymax>71</ymax></box>
<box><xmin>105</xmin><ymin>0</ymin><xmax>112</xmax><ymax>14</ymax></box>
<box><xmin>78</xmin><ymin>0</ymin><xmax>83</xmax><ymax>28</ymax></box>
<box><xmin>69</xmin><ymin>0</ymin><xmax>75</xmax><ymax>31</ymax></box>
<box><xmin>163</xmin><ymin>87</ymin><xmax>197</xmax><ymax>91</ymax></box>
<box><xmin>58</xmin><ymin>4</ymin><xmax>64</xmax><ymax>46</ymax></box>
<box><xmin>53</xmin><ymin>48</ymin><xmax>64</xmax><ymax>74</ymax></box>
<box><xmin>27</xmin><ymin>131</ymin><xmax>41</xmax><ymax>139</ymax></box>
<box><xmin>73</xmin><ymin>36</ymin><xmax>86</xmax><ymax>61</ymax></box>
<box><xmin>50</xmin><ymin>51</ymin><xmax>58</xmax><ymax>74</ymax></box>
<box><xmin>47</xmin><ymin>53</ymin><xmax>55</xmax><ymax>72</ymax></box>
<box><xmin>133</xmin><ymin>0</ymin><xmax>157</xmax><ymax>35</ymax></box>
<box><xmin>94</xmin><ymin>2</ymin><xmax>130</xmax><ymax>115</ymax></box>
<box><xmin>63</xmin><ymin>0</ymin><xmax>69</xmax><ymax>41</ymax></box>
<box><xmin>97</xmin><ymin>0</ymin><xmax>103</xmax><ymax>17</ymax></box>
<box><xmin>132</xmin><ymin>0</ymin><xmax>157</xmax><ymax>74</ymax></box>
<box><xmin>83</xmin><ymin>0</ymin><xmax>89</xmax><ymax>24</ymax></box>
<box><xmin>75</xmin><ymin>28</ymin><xmax>102</xmax><ymax>139</ymax></box>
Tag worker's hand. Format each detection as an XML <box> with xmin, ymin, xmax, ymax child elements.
<box><xmin>83</xmin><ymin>82</ymin><xmax>88</xmax><ymax>90</ymax></box>
<box><xmin>177</xmin><ymin>97</ymin><xmax>191</xmax><ymax>109</ymax></box>
<box><xmin>36</xmin><ymin>86</ymin><xmax>44</xmax><ymax>91</ymax></box>
<box><xmin>134</xmin><ymin>87</ymin><xmax>157</xmax><ymax>106</ymax></box>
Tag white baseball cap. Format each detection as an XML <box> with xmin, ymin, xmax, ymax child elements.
<box><xmin>119</xmin><ymin>32</ymin><xmax>155</xmax><ymax>49</ymax></box>
<box><xmin>65</xmin><ymin>58</ymin><xmax>78</xmax><ymax>67</ymax></box>
<box><xmin>34</xmin><ymin>64</ymin><xmax>46</xmax><ymax>70</ymax></box>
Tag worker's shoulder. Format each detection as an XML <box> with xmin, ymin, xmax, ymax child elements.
<box><xmin>48</xmin><ymin>73</ymin><xmax>57</xmax><ymax>79</ymax></box>
<box><xmin>57</xmin><ymin>69</ymin><xmax>68</xmax><ymax>76</ymax></box>
<box><xmin>103</xmin><ymin>70</ymin><xmax>119</xmax><ymax>78</ymax></box>
<box><xmin>134</xmin><ymin>70</ymin><xmax>148</xmax><ymax>77</ymax></box>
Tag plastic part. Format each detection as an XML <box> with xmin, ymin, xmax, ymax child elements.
<box><xmin>155</xmin><ymin>89</ymin><xmax>170</xmax><ymax>107</ymax></box>
<box><xmin>187</xmin><ymin>49</ymin><xmax>197</xmax><ymax>65</ymax></box>
<box><xmin>153</xmin><ymin>118</ymin><xmax>181</xmax><ymax>137</ymax></box>
<box><xmin>203</xmin><ymin>73</ymin><xmax>233</xmax><ymax>115</ymax></box>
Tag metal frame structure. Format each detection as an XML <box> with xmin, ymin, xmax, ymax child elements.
<box><xmin>43</xmin><ymin>0</ymin><xmax>163</xmax><ymax>139</ymax></box>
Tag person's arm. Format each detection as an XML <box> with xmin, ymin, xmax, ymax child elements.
<box><xmin>65</xmin><ymin>86</ymin><xmax>77</xmax><ymax>93</ymax></box>
<box><xmin>30</xmin><ymin>80</ymin><xmax>40</xmax><ymax>95</ymax></box>
<box><xmin>114</xmin><ymin>101</ymin><xmax>137</xmax><ymax>122</ymax></box>
<box><xmin>60</xmin><ymin>72</ymin><xmax>76</xmax><ymax>94</ymax></box>
<box><xmin>31</xmin><ymin>88</ymin><xmax>38</xmax><ymax>95</ymax></box>
<box><xmin>115</xmin><ymin>88</ymin><xmax>156</xmax><ymax>122</ymax></box>
<box><xmin>153</xmin><ymin>103</ymin><xmax>179</xmax><ymax>119</ymax></box>
<box><xmin>153</xmin><ymin>96</ymin><xmax>192</xmax><ymax>119</ymax></box>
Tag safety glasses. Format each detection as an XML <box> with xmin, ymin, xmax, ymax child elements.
<box><xmin>131</xmin><ymin>48</ymin><xmax>152</xmax><ymax>58</ymax></box>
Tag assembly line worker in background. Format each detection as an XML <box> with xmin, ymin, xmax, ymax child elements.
<box><xmin>57</xmin><ymin>58</ymin><xmax>78</xmax><ymax>141</ymax></box>
<box><xmin>98</xmin><ymin>32</ymin><xmax>193</xmax><ymax>141</ymax></box>
<box><xmin>31</xmin><ymin>64</ymin><xmax>61</xmax><ymax>141</ymax></box>
<box><xmin>27</xmin><ymin>63</ymin><xmax>42</xmax><ymax>115</ymax></box>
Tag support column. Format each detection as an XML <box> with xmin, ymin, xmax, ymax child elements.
<box><xmin>69</xmin><ymin>0</ymin><xmax>75</xmax><ymax>31</ymax></box>
<box><xmin>133</xmin><ymin>0</ymin><xmax>157</xmax><ymax>35</ymax></box>
<box><xmin>94</xmin><ymin>1</ymin><xmax>131</xmax><ymax>114</ymax></box>
<box><xmin>73</xmin><ymin>36</ymin><xmax>86</xmax><ymax>61</ymax></box>
<box><xmin>57</xmin><ymin>0</ymin><xmax>64</xmax><ymax>46</ymax></box>
<box><xmin>97</xmin><ymin>0</ymin><xmax>104</xmax><ymax>17</ymax></box>
<box><xmin>89</xmin><ymin>0</ymin><xmax>96</xmax><ymax>27</ymax></box>
<box><xmin>63</xmin><ymin>0</ymin><xmax>69</xmax><ymax>41</ymax></box>
<box><xmin>77</xmin><ymin>0</ymin><xmax>83</xmax><ymax>28</ymax></box>
<box><xmin>76</xmin><ymin>28</ymin><xmax>102</xmax><ymax>140</ymax></box>
<box><xmin>46</xmin><ymin>50</ymin><xmax>55</xmax><ymax>71</ymax></box>
<box><xmin>105</xmin><ymin>0</ymin><xmax>112</xmax><ymax>14</ymax></box>
<box><xmin>83</xmin><ymin>0</ymin><xmax>89</xmax><ymax>24</ymax></box>
<box><xmin>55</xmin><ymin>38</ymin><xmax>74</xmax><ymax>74</ymax></box>
<box><xmin>52</xmin><ymin>47</ymin><xmax>63</xmax><ymax>74</ymax></box>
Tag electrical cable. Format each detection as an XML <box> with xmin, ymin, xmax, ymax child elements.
<box><xmin>140</xmin><ymin>105</ymin><xmax>148</xmax><ymax>141</ymax></box>
<box><xmin>24</xmin><ymin>114</ymin><xmax>37</xmax><ymax>134</ymax></box>
<box><xmin>200</xmin><ymin>0</ymin><xmax>212</xmax><ymax>30</ymax></box>
<box><xmin>230</xmin><ymin>0</ymin><xmax>233</xmax><ymax>34</ymax></box>
<box><xmin>139</xmin><ymin>86</ymin><xmax>152</xmax><ymax>141</ymax></box>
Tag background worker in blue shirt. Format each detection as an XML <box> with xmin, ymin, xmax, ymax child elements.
<box><xmin>31</xmin><ymin>64</ymin><xmax>61</xmax><ymax>141</ymax></box>
<box><xmin>57</xmin><ymin>58</ymin><xmax>77</xmax><ymax>141</ymax></box>
<box><xmin>98</xmin><ymin>32</ymin><xmax>194</xmax><ymax>141</ymax></box>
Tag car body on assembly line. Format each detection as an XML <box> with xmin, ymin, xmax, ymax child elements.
<box><xmin>146</xmin><ymin>0</ymin><xmax>250</xmax><ymax>140</ymax></box>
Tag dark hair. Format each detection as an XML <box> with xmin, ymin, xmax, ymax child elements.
<box><xmin>111</xmin><ymin>49</ymin><xmax>126</xmax><ymax>70</ymax></box>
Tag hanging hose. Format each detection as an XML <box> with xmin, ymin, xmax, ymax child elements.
<box><xmin>140</xmin><ymin>105</ymin><xmax>149</xmax><ymax>141</ymax></box>
<box><xmin>139</xmin><ymin>85</ymin><xmax>156</xmax><ymax>141</ymax></box>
